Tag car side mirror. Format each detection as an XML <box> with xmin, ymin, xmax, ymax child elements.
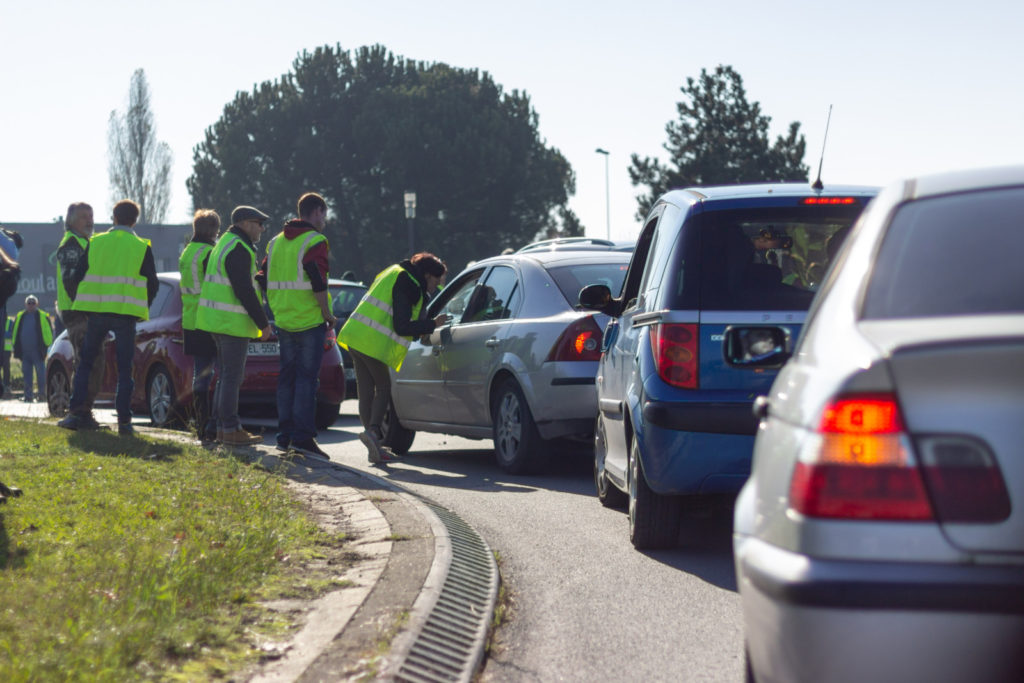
<box><xmin>579</xmin><ymin>284</ymin><xmax>613</xmax><ymax>313</ymax></box>
<box><xmin>723</xmin><ymin>326</ymin><xmax>791</xmax><ymax>369</ymax></box>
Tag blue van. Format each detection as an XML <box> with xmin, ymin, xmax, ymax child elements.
<box><xmin>579</xmin><ymin>183</ymin><xmax>878</xmax><ymax>549</ymax></box>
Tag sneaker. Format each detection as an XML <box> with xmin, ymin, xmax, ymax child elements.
<box><xmin>58</xmin><ymin>413</ymin><xmax>84</xmax><ymax>431</ymax></box>
<box><xmin>359</xmin><ymin>429</ymin><xmax>384</xmax><ymax>464</ymax></box>
<box><xmin>118</xmin><ymin>423</ymin><xmax>135</xmax><ymax>437</ymax></box>
<box><xmin>78</xmin><ymin>413</ymin><xmax>104</xmax><ymax>430</ymax></box>
<box><xmin>275</xmin><ymin>439</ymin><xmax>290</xmax><ymax>453</ymax></box>
<box><xmin>291</xmin><ymin>438</ymin><xmax>330</xmax><ymax>460</ymax></box>
<box><xmin>220</xmin><ymin>428</ymin><xmax>263</xmax><ymax>446</ymax></box>
<box><xmin>376</xmin><ymin>447</ymin><xmax>401</xmax><ymax>464</ymax></box>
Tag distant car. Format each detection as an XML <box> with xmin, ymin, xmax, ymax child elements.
<box><xmin>381</xmin><ymin>250</ymin><xmax>631</xmax><ymax>473</ymax></box>
<box><xmin>46</xmin><ymin>272</ymin><xmax>345</xmax><ymax>429</ymax></box>
<box><xmin>517</xmin><ymin>236</ymin><xmax>635</xmax><ymax>253</ymax></box>
<box><xmin>328</xmin><ymin>277</ymin><xmax>368</xmax><ymax>399</ymax></box>
<box><xmin>579</xmin><ymin>182</ymin><xmax>878</xmax><ymax>549</ymax></box>
<box><xmin>734</xmin><ymin>166</ymin><xmax>1024</xmax><ymax>683</ymax></box>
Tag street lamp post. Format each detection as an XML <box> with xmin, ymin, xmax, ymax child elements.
<box><xmin>404</xmin><ymin>191</ymin><xmax>417</xmax><ymax>255</ymax></box>
<box><xmin>595</xmin><ymin>148</ymin><xmax>610</xmax><ymax>240</ymax></box>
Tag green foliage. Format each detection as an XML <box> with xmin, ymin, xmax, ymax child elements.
<box><xmin>630</xmin><ymin>65</ymin><xmax>810</xmax><ymax>218</ymax></box>
<box><xmin>187</xmin><ymin>44</ymin><xmax>578</xmax><ymax>278</ymax></box>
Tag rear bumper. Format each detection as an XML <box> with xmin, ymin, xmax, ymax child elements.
<box><xmin>642</xmin><ymin>399</ymin><xmax>757</xmax><ymax>435</ymax></box>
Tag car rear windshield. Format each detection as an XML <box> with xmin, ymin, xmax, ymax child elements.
<box><xmin>695</xmin><ymin>204</ymin><xmax>865</xmax><ymax>311</ymax></box>
<box><xmin>862</xmin><ymin>187</ymin><xmax>1024</xmax><ymax>318</ymax></box>
<box><xmin>547</xmin><ymin>261</ymin><xmax>630</xmax><ymax>305</ymax></box>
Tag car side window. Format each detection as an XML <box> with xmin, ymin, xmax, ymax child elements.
<box><xmin>642</xmin><ymin>204</ymin><xmax>682</xmax><ymax>301</ymax></box>
<box><xmin>432</xmin><ymin>270</ymin><xmax>484</xmax><ymax>323</ymax></box>
<box><xmin>620</xmin><ymin>210</ymin><xmax>662</xmax><ymax>311</ymax></box>
<box><xmin>464</xmin><ymin>265</ymin><xmax>517</xmax><ymax>322</ymax></box>
<box><xmin>150</xmin><ymin>281</ymin><xmax>173</xmax><ymax>318</ymax></box>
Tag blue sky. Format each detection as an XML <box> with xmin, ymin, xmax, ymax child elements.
<box><xmin>2</xmin><ymin>0</ymin><xmax>1022</xmax><ymax>245</ymax></box>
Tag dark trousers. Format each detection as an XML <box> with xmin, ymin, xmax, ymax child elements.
<box><xmin>211</xmin><ymin>333</ymin><xmax>249</xmax><ymax>432</ymax></box>
<box><xmin>350</xmin><ymin>347</ymin><xmax>391</xmax><ymax>435</ymax></box>
<box><xmin>70</xmin><ymin>313</ymin><xmax>136</xmax><ymax>423</ymax></box>
<box><xmin>65</xmin><ymin>311</ymin><xmax>105</xmax><ymax>410</ymax></box>
<box><xmin>276</xmin><ymin>324</ymin><xmax>327</xmax><ymax>444</ymax></box>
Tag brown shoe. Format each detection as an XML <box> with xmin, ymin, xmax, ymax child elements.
<box><xmin>220</xmin><ymin>428</ymin><xmax>262</xmax><ymax>446</ymax></box>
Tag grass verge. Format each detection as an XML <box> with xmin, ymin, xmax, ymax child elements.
<box><xmin>0</xmin><ymin>419</ymin><xmax>346</xmax><ymax>681</ymax></box>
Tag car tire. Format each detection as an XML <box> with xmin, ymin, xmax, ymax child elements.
<box><xmin>380</xmin><ymin>397</ymin><xmax>415</xmax><ymax>454</ymax></box>
<box><xmin>146</xmin><ymin>365</ymin><xmax>182</xmax><ymax>428</ymax></box>
<box><xmin>47</xmin><ymin>364</ymin><xmax>71</xmax><ymax>418</ymax></box>
<box><xmin>594</xmin><ymin>414</ymin><xmax>627</xmax><ymax>508</ymax></box>
<box><xmin>628</xmin><ymin>437</ymin><xmax>682</xmax><ymax>549</ymax></box>
<box><xmin>491</xmin><ymin>378</ymin><xmax>545</xmax><ymax>474</ymax></box>
<box><xmin>314</xmin><ymin>400</ymin><xmax>340</xmax><ymax>430</ymax></box>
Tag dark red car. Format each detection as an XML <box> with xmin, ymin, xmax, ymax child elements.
<box><xmin>46</xmin><ymin>272</ymin><xmax>345</xmax><ymax>429</ymax></box>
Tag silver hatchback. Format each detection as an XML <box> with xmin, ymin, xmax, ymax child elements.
<box><xmin>734</xmin><ymin>166</ymin><xmax>1024</xmax><ymax>682</ymax></box>
<box><xmin>382</xmin><ymin>250</ymin><xmax>630</xmax><ymax>473</ymax></box>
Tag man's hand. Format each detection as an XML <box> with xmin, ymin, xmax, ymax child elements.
<box><xmin>433</xmin><ymin>313</ymin><xmax>452</xmax><ymax>327</ymax></box>
<box><xmin>259</xmin><ymin>325</ymin><xmax>272</xmax><ymax>339</ymax></box>
<box><xmin>324</xmin><ymin>312</ymin><xmax>338</xmax><ymax>327</ymax></box>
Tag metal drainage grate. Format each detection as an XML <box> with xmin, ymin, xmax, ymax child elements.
<box><xmin>396</xmin><ymin>502</ymin><xmax>499</xmax><ymax>683</ymax></box>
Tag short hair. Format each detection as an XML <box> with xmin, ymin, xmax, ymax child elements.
<box><xmin>113</xmin><ymin>199</ymin><xmax>141</xmax><ymax>226</ymax></box>
<box><xmin>65</xmin><ymin>202</ymin><xmax>93</xmax><ymax>229</ymax></box>
<box><xmin>192</xmin><ymin>209</ymin><xmax>221</xmax><ymax>241</ymax></box>
<box><xmin>411</xmin><ymin>252</ymin><xmax>447</xmax><ymax>278</ymax></box>
<box><xmin>25</xmin><ymin>295</ymin><xmax>38</xmax><ymax>306</ymax></box>
<box><xmin>297</xmin><ymin>192</ymin><xmax>327</xmax><ymax>220</ymax></box>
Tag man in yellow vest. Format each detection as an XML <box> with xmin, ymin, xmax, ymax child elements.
<box><xmin>179</xmin><ymin>209</ymin><xmax>221</xmax><ymax>441</ymax></box>
<box><xmin>195</xmin><ymin>206</ymin><xmax>272</xmax><ymax>446</ymax></box>
<box><xmin>12</xmin><ymin>295</ymin><xmax>54</xmax><ymax>402</ymax></box>
<box><xmin>54</xmin><ymin>202</ymin><xmax>105</xmax><ymax>426</ymax></box>
<box><xmin>262</xmin><ymin>192</ymin><xmax>336</xmax><ymax>457</ymax></box>
<box><xmin>58</xmin><ymin>199</ymin><xmax>159</xmax><ymax>436</ymax></box>
<box><xmin>338</xmin><ymin>252</ymin><xmax>449</xmax><ymax>464</ymax></box>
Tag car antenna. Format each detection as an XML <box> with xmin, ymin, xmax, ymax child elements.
<box><xmin>811</xmin><ymin>104</ymin><xmax>833</xmax><ymax>191</ymax></box>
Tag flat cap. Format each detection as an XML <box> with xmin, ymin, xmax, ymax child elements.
<box><xmin>230</xmin><ymin>205</ymin><xmax>269</xmax><ymax>225</ymax></box>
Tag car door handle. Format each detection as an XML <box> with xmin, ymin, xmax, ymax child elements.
<box><xmin>485</xmin><ymin>338</ymin><xmax>501</xmax><ymax>348</ymax></box>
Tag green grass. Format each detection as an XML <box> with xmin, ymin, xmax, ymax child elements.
<box><xmin>0</xmin><ymin>419</ymin><xmax>347</xmax><ymax>681</ymax></box>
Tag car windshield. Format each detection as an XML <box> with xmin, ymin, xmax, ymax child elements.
<box><xmin>546</xmin><ymin>261</ymin><xmax>630</xmax><ymax>305</ymax></box>
<box><xmin>862</xmin><ymin>186</ymin><xmax>1024</xmax><ymax>318</ymax></box>
<box><xmin>695</xmin><ymin>204</ymin><xmax>865</xmax><ymax>311</ymax></box>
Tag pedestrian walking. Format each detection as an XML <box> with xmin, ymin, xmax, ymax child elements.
<box><xmin>179</xmin><ymin>209</ymin><xmax>221</xmax><ymax>442</ymax></box>
<box><xmin>338</xmin><ymin>252</ymin><xmax>449</xmax><ymax>464</ymax></box>
<box><xmin>195</xmin><ymin>206</ymin><xmax>272</xmax><ymax>446</ymax></box>
<box><xmin>58</xmin><ymin>199</ymin><xmax>159</xmax><ymax>435</ymax></box>
<box><xmin>262</xmin><ymin>192</ymin><xmax>336</xmax><ymax>456</ymax></box>
<box><xmin>12</xmin><ymin>295</ymin><xmax>53</xmax><ymax>402</ymax></box>
<box><xmin>55</xmin><ymin>202</ymin><xmax>105</xmax><ymax>426</ymax></box>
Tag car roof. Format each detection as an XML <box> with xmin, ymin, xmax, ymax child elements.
<box><xmin>901</xmin><ymin>164</ymin><xmax>1024</xmax><ymax>199</ymax></box>
<box><xmin>472</xmin><ymin>249</ymin><xmax>632</xmax><ymax>270</ymax></box>
<box><xmin>517</xmin><ymin>236</ymin><xmax>617</xmax><ymax>252</ymax></box>
<box><xmin>328</xmin><ymin>278</ymin><xmax>367</xmax><ymax>287</ymax></box>
<box><xmin>660</xmin><ymin>182</ymin><xmax>879</xmax><ymax>208</ymax></box>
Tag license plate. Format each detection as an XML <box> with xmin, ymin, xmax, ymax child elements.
<box><xmin>248</xmin><ymin>342</ymin><xmax>279</xmax><ymax>356</ymax></box>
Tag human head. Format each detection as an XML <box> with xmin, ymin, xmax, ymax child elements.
<box><xmin>112</xmin><ymin>199</ymin><xmax>140</xmax><ymax>227</ymax></box>
<box><xmin>192</xmin><ymin>209</ymin><xmax>221</xmax><ymax>242</ymax></box>
<box><xmin>411</xmin><ymin>252</ymin><xmax>447</xmax><ymax>294</ymax></box>
<box><xmin>65</xmin><ymin>202</ymin><xmax>94</xmax><ymax>239</ymax></box>
<box><xmin>24</xmin><ymin>295</ymin><xmax>38</xmax><ymax>309</ymax></box>
<box><xmin>231</xmin><ymin>205</ymin><xmax>269</xmax><ymax>243</ymax></box>
<box><xmin>297</xmin><ymin>192</ymin><xmax>327</xmax><ymax>231</ymax></box>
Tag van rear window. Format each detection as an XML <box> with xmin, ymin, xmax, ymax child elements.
<box><xmin>695</xmin><ymin>205</ymin><xmax>865</xmax><ymax>311</ymax></box>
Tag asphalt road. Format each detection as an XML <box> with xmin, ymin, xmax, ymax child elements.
<box><xmin>8</xmin><ymin>398</ymin><xmax>745</xmax><ymax>681</ymax></box>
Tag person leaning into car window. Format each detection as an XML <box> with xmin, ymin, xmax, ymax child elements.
<box><xmin>195</xmin><ymin>206</ymin><xmax>272</xmax><ymax>447</ymax></box>
<box><xmin>179</xmin><ymin>209</ymin><xmax>221</xmax><ymax>442</ymax></box>
<box><xmin>59</xmin><ymin>199</ymin><xmax>159</xmax><ymax>436</ymax></box>
<box><xmin>338</xmin><ymin>252</ymin><xmax>450</xmax><ymax>465</ymax></box>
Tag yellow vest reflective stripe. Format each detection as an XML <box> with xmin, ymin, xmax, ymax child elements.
<box><xmin>56</xmin><ymin>231</ymin><xmax>89</xmax><ymax>315</ymax></box>
<box><xmin>266</xmin><ymin>231</ymin><xmax>328</xmax><ymax>332</ymax></box>
<box><xmin>338</xmin><ymin>264</ymin><xmax>423</xmax><ymax>372</ymax></box>
<box><xmin>13</xmin><ymin>310</ymin><xmax>54</xmax><ymax>349</ymax></box>
<box><xmin>178</xmin><ymin>241</ymin><xmax>213</xmax><ymax>331</ymax></box>
<box><xmin>70</xmin><ymin>229</ymin><xmax>150</xmax><ymax>320</ymax></box>
<box><xmin>195</xmin><ymin>232</ymin><xmax>263</xmax><ymax>338</ymax></box>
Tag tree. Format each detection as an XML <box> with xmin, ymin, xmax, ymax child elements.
<box><xmin>187</xmin><ymin>44</ymin><xmax>578</xmax><ymax>279</ymax></box>
<box><xmin>630</xmin><ymin>65</ymin><xmax>809</xmax><ymax>218</ymax></box>
<box><xmin>107</xmin><ymin>68</ymin><xmax>173</xmax><ymax>224</ymax></box>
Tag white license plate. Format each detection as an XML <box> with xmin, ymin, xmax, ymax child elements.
<box><xmin>248</xmin><ymin>342</ymin><xmax>279</xmax><ymax>356</ymax></box>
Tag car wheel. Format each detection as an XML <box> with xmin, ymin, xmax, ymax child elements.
<box><xmin>146</xmin><ymin>365</ymin><xmax>181</xmax><ymax>428</ymax></box>
<box><xmin>47</xmin><ymin>364</ymin><xmax>71</xmax><ymax>418</ymax></box>
<box><xmin>491</xmin><ymin>378</ymin><xmax>545</xmax><ymax>474</ymax></box>
<box><xmin>594</xmin><ymin>414</ymin><xmax>627</xmax><ymax>508</ymax></box>
<box><xmin>380</xmin><ymin>397</ymin><xmax>415</xmax><ymax>454</ymax></box>
<box><xmin>628</xmin><ymin>437</ymin><xmax>682</xmax><ymax>549</ymax></box>
<box><xmin>314</xmin><ymin>400</ymin><xmax>340</xmax><ymax>430</ymax></box>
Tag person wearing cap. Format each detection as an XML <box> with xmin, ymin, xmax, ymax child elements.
<box><xmin>338</xmin><ymin>252</ymin><xmax>450</xmax><ymax>464</ymax></box>
<box><xmin>195</xmin><ymin>206</ymin><xmax>272</xmax><ymax>446</ymax></box>
<box><xmin>12</xmin><ymin>295</ymin><xmax>54</xmax><ymax>402</ymax></box>
<box><xmin>59</xmin><ymin>199</ymin><xmax>159</xmax><ymax>435</ymax></box>
<box><xmin>262</xmin><ymin>192</ymin><xmax>336</xmax><ymax>457</ymax></box>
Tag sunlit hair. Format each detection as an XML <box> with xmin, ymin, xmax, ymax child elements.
<box><xmin>192</xmin><ymin>209</ymin><xmax>221</xmax><ymax>241</ymax></box>
<box><xmin>65</xmin><ymin>202</ymin><xmax>93</xmax><ymax>229</ymax></box>
<box><xmin>113</xmin><ymin>199</ymin><xmax>141</xmax><ymax>226</ymax></box>
<box><xmin>25</xmin><ymin>295</ymin><xmax>38</xmax><ymax>306</ymax></box>
<box><xmin>297</xmin><ymin>192</ymin><xmax>327</xmax><ymax>220</ymax></box>
<box><xmin>411</xmin><ymin>252</ymin><xmax>447</xmax><ymax>277</ymax></box>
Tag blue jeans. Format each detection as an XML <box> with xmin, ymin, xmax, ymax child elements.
<box><xmin>276</xmin><ymin>324</ymin><xmax>326</xmax><ymax>444</ymax></box>
<box><xmin>70</xmin><ymin>313</ymin><xmax>136</xmax><ymax>423</ymax></box>
<box><xmin>21</xmin><ymin>351</ymin><xmax>45</xmax><ymax>400</ymax></box>
<box><xmin>193</xmin><ymin>353</ymin><xmax>216</xmax><ymax>394</ymax></box>
<box><xmin>211</xmin><ymin>333</ymin><xmax>249</xmax><ymax>432</ymax></box>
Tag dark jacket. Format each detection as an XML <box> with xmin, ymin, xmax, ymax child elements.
<box><xmin>393</xmin><ymin>260</ymin><xmax>436</xmax><ymax>337</ymax></box>
<box><xmin>55</xmin><ymin>231</ymin><xmax>88</xmax><ymax>323</ymax></box>
<box><xmin>223</xmin><ymin>226</ymin><xmax>270</xmax><ymax>330</ymax></box>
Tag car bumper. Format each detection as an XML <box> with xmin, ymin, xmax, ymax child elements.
<box><xmin>736</xmin><ymin>535</ymin><xmax>1024</xmax><ymax>683</ymax></box>
<box><xmin>635</xmin><ymin>421</ymin><xmax>753</xmax><ymax>495</ymax></box>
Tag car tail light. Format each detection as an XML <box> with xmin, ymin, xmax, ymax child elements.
<box><xmin>547</xmin><ymin>316</ymin><xmax>602</xmax><ymax>362</ymax></box>
<box><xmin>651</xmin><ymin>323</ymin><xmax>698</xmax><ymax>389</ymax></box>
<box><xmin>917</xmin><ymin>436</ymin><xmax>1010</xmax><ymax>522</ymax></box>
<box><xmin>801</xmin><ymin>197</ymin><xmax>859</xmax><ymax>205</ymax></box>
